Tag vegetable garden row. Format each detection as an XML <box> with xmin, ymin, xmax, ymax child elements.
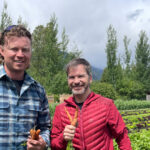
<box><xmin>114</xmin><ymin>100</ymin><xmax>150</xmax><ymax>150</ymax></box>
<box><xmin>113</xmin><ymin>108</ymin><xmax>150</xmax><ymax>149</ymax></box>
<box><xmin>49</xmin><ymin>100</ymin><xmax>150</xmax><ymax>150</ymax></box>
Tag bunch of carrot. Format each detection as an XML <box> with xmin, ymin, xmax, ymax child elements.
<box><xmin>30</xmin><ymin>128</ymin><xmax>41</xmax><ymax>140</ymax></box>
<box><xmin>21</xmin><ymin>127</ymin><xmax>40</xmax><ymax>147</ymax></box>
<box><xmin>65</xmin><ymin>107</ymin><xmax>78</xmax><ymax>150</ymax></box>
<box><xmin>65</xmin><ymin>107</ymin><xmax>78</xmax><ymax>127</ymax></box>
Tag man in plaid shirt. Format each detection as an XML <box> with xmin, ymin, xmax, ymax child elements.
<box><xmin>0</xmin><ymin>25</ymin><xmax>50</xmax><ymax>150</ymax></box>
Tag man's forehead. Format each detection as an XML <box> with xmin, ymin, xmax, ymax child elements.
<box><xmin>68</xmin><ymin>65</ymin><xmax>87</xmax><ymax>74</ymax></box>
<box><xmin>4</xmin><ymin>36</ymin><xmax>31</xmax><ymax>45</ymax></box>
<box><xmin>4</xmin><ymin>36</ymin><xmax>17</xmax><ymax>43</ymax></box>
<box><xmin>69</xmin><ymin>64</ymin><xmax>85</xmax><ymax>70</ymax></box>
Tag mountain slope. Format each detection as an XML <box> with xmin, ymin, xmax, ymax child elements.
<box><xmin>91</xmin><ymin>66</ymin><xmax>103</xmax><ymax>80</ymax></box>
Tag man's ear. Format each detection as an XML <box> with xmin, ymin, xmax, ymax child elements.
<box><xmin>0</xmin><ymin>45</ymin><xmax>4</xmax><ymax>57</ymax></box>
<box><xmin>89</xmin><ymin>75</ymin><xmax>92</xmax><ymax>84</ymax></box>
<box><xmin>0</xmin><ymin>46</ymin><xmax>4</xmax><ymax>64</ymax></box>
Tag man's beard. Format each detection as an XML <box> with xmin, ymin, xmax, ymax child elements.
<box><xmin>71</xmin><ymin>84</ymin><xmax>89</xmax><ymax>95</ymax></box>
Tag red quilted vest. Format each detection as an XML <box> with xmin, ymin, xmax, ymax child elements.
<box><xmin>51</xmin><ymin>92</ymin><xmax>132</xmax><ymax>150</ymax></box>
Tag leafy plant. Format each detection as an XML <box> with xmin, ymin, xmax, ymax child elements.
<box><xmin>91</xmin><ymin>82</ymin><xmax>117</xmax><ymax>100</ymax></box>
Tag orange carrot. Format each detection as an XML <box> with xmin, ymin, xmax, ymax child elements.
<box><xmin>71</xmin><ymin>108</ymin><xmax>78</xmax><ymax>126</ymax></box>
<box><xmin>30</xmin><ymin>128</ymin><xmax>41</xmax><ymax>140</ymax></box>
<box><xmin>65</xmin><ymin>107</ymin><xmax>73</xmax><ymax>123</ymax></box>
<box><xmin>65</xmin><ymin>107</ymin><xmax>78</xmax><ymax>127</ymax></box>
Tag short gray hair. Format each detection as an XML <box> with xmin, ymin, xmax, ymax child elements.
<box><xmin>66</xmin><ymin>58</ymin><xmax>92</xmax><ymax>76</ymax></box>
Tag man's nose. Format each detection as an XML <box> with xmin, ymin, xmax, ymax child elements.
<box><xmin>74</xmin><ymin>77</ymin><xmax>80</xmax><ymax>83</ymax></box>
<box><xmin>16</xmin><ymin>50</ymin><xmax>24</xmax><ymax>56</ymax></box>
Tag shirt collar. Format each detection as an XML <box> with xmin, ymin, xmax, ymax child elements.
<box><xmin>0</xmin><ymin>64</ymin><xmax>35</xmax><ymax>85</ymax></box>
<box><xmin>23</xmin><ymin>72</ymin><xmax>35</xmax><ymax>85</ymax></box>
<box><xmin>0</xmin><ymin>64</ymin><xmax>7</xmax><ymax>79</ymax></box>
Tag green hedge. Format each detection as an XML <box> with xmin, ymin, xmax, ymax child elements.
<box><xmin>114</xmin><ymin>100</ymin><xmax>150</xmax><ymax>110</ymax></box>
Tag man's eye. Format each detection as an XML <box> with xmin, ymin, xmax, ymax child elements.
<box><xmin>78</xmin><ymin>75</ymin><xmax>84</xmax><ymax>78</ymax></box>
<box><xmin>11</xmin><ymin>48</ymin><xmax>18</xmax><ymax>51</ymax></box>
<box><xmin>69</xmin><ymin>76</ymin><xmax>74</xmax><ymax>79</ymax></box>
<box><xmin>22</xmin><ymin>48</ymin><xmax>30</xmax><ymax>52</ymax></box>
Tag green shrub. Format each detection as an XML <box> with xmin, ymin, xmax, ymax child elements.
<box><xmin>91</xmin><ymin>81</ymin><xmax>117</xmax><ymax>100</ymax></box>
<box><xmin>116</xmin><ymin>78</ymin><xmax>145</xmax><ymax>99</ymax></box>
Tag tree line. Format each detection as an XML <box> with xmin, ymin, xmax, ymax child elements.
<box><xmin>99</xmin><ymin>25</ymin><xmax>150</xmax><ymax>100</ymax></box>
<box><xmin>0</xmin><ymin>1</ymin><xmax>150</xmax><ymax>99</ymax></box>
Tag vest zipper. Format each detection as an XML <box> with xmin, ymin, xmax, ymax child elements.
<box><xmin>80</xmin><ymin>109</ymin><xmax>85</xmax><ymax>150</ymax></box>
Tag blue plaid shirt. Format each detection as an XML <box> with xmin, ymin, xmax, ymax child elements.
<box><xmin>0</xmin><ymin>65</ymin><xmax>51</xmax><ymax>150</ymax></box>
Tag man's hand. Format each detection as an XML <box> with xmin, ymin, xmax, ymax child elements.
<box><xmin>63</xmin><ymin>125</ymin><xmax>76</xmax><ymax>141</ymax></box>
<box><xmin>27</xmin><ymin>135</ymin><xmax>47</xmax><ymax>150</ymax></box>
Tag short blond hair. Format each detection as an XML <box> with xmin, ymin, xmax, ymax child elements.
<box><xmin>0</xmin><ymin>25</ymin><xmax>31</xmax><ymax>46</ymax></box>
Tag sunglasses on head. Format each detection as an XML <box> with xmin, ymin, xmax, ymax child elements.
<box><xmin>0</xmin><ymin>25</ymin><xmax>16</xmax><ymax>45</ymax></box>
<box><xmin>3</xmin><ymin>25</ymin><xmax>16</xmax><ymax>34</ymax></box>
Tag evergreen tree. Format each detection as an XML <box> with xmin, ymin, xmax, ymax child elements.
<box><xmin>0</xmin><ymin>1</ymin><xmax>12</xmax><ymax>32</ymax></box>
<box><xmin>135</xmin><ymin>31</ymin><xmax>150</xmax><ymax>84</ymax></box>
<box><xmin>105</xmin><ymin>25</ymin><xmax>118</xmax><ymax>88</ymax></box>
<box><xmin>29</xmin><ymin>16</ymin><xmax>60</xmax><ymax>92</ymax></box>
<box><xmin>29</xmin><ymin>15</ymin><xmax>80</xmax><ymax>93</ymax></box>
<box><xmin>100</xmin><ymin>68</ymin><xmax>109</xmax><ymax>83</ymax></box>
<box><xmin>116</xmin><ymin>56</ymin><xmax>123</xmax><ymax>82</ymax></box>
<box><xmin>50</xmin><ymin>71</ymin><xmax>70</xmax><ymax>94</ymax></box>
<box><xmin>123</xmin><ymin>35</ymin><xmax>131</xmax><ymax>76</ymax></box>
<box><xmin>0</xmin><ymin>1</ymin><xmax>12</xmax><ymax>64</ymax></box>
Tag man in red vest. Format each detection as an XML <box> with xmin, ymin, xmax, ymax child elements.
<box><xmin>51</xmin><ymin>58</ymin><xmax>132</xmax><ymax>150</ymax></box>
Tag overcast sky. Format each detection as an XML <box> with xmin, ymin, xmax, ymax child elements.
<box><xmin>1</xmin><ymin>0</ymin><xmax>150</xmax><ymax>69</ymax></box>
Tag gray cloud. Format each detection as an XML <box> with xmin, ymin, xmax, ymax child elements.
<box><xmin>0</xmin><ymin>0</ymin><xmax>150</xmax><ymax>69</ymax></box>
<box><xmin>127</xmin><ymin>9</ymin><xmax>144</xmax><ymax>21</ymax></box>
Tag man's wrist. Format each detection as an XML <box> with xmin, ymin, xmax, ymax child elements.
<box><xmin>44</xmin><ymin>143</ymin><xmax>48</xmax><ymax>150</ymax></box>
